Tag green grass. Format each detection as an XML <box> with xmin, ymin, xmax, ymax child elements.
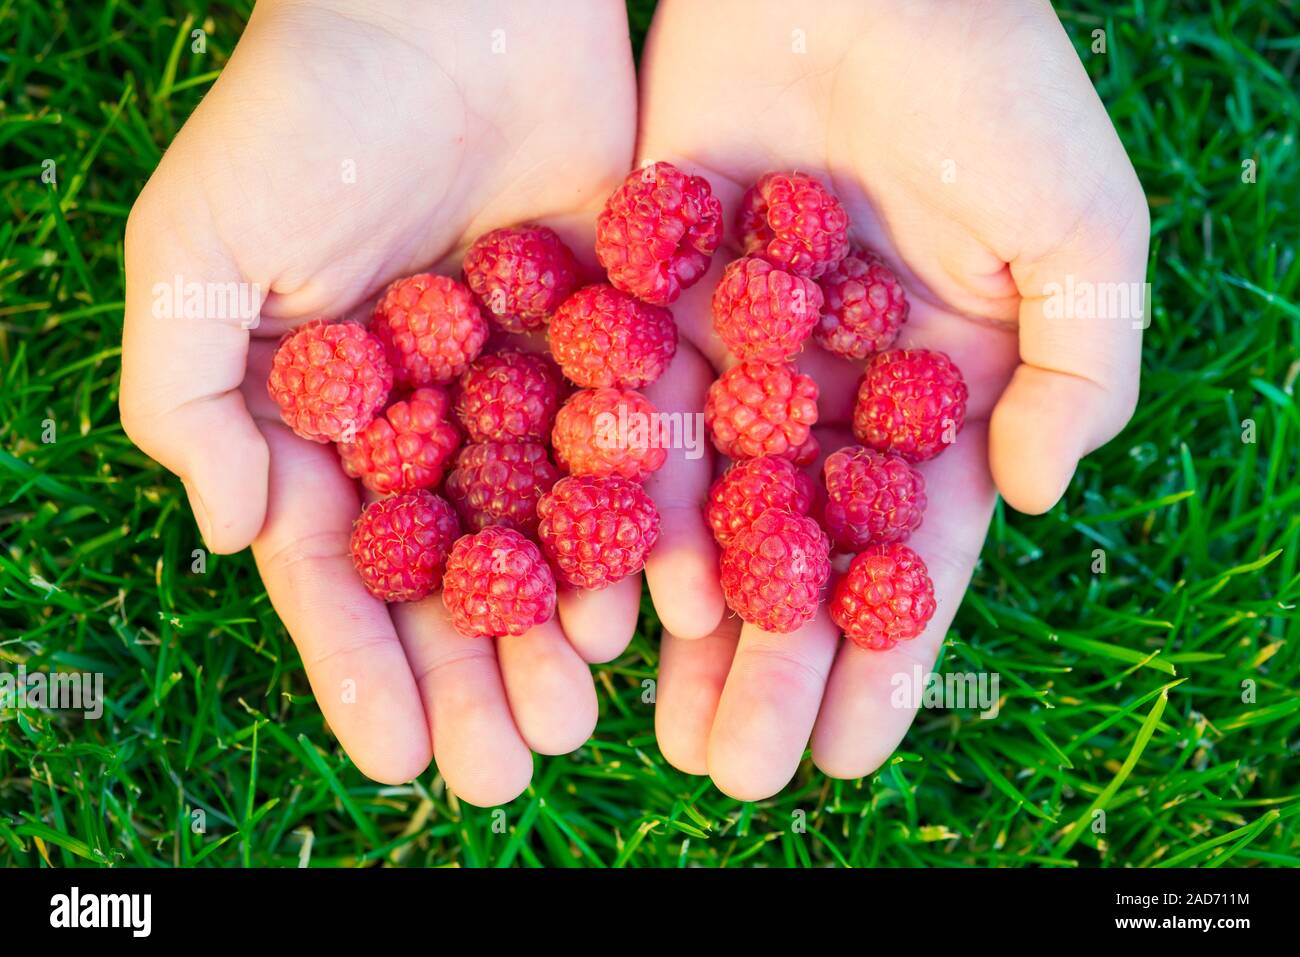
<box><xmin>2</xmin><ymin>0</ymin><xmax>1298</xmax><ymax>867</ymax></box>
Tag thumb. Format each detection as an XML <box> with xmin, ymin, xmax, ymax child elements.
<box><xmin>989</xmin><ymin>186</ymin><xmax>1150</xmax><ymax>515</ymax></box>
<box><xmin>121</xmin><ymin>179</ymin><xmax>269</xmax><ymax>552</ymax></box>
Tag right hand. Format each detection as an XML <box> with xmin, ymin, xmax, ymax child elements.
<box><xmin>121</xmin><ymin>0</ymin><xmax>638</xmax><ymax>804</ymax></box>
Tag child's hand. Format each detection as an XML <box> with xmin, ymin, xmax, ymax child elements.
<box><xmin>121</xmin><ymin>0</ymin><xmax>636</xmax><ymax>803</ymax></box>
<box><xmin>638</xmin><ymin>0</ymin><xmax>1149</xmax><ymax>799</ymax></box>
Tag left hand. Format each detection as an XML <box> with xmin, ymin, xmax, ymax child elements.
<box><xmin>636</xmin><ymin>0</ymin><xmax>1149</xmax><ymax>799</ymax></box>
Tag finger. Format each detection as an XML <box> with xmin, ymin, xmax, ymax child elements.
<box><xmin>811</xmin><ymin>420</ymin><xmax>996</xmax><ymax>779</ymax></box>
<box><xmin>391</xmin><ymin>599</ymin><xmax>534</xmax><ymax>807</ymax></box>
<box><xmin>241</xmin><ymin>340</ymin><xmax>282</xmax><ymax>420</ymax></box>
<box><xmin>122</xmin><ymin>196</ymin><xmax>270</xmax><ymax>553</ymax></box>
<box><xmin>707</xmin><ymin>609</ymin><xmax>839</xmax><ymax>801</ymax></box>
<box><xmin>655</xmin><ymin>236</ymin><xmax>734</xmax><ymax>367</ymax></box>
<box><xmin>496</xmin><ymin>618</ymin><xmax>599</xmax><ymax>755</ymax></box>
<box><xmin>654</xmin><ymin>618</ymin><xmax>741</xmax><ymax>775</ymax></box>
<box><xmin>642</xmin><ymin>342</ymin><xmax>726</xmax><ymax>640</ymax></box>
<box><xmin>251</xmin><ymin>423</ymin><xmax>430</xmax><ymax>785</ymax></box>
<box><xmin>990</xmin><ymin>167</ymin><xmax>1150</xmax><ymax>514</ymax></box>
<box><xmin>556</xmin><ymin>574</ymin><xmax>643</xmax><ymax>664</ymax></box>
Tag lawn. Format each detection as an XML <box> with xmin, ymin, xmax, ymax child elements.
<box><xmin>0</xmin><ymin>0</ymin><xmax>1297</xmax><ymax>867</ymax></box>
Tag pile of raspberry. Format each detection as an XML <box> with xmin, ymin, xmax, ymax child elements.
<box><xmin>265</xmin><ymin>162</ymin><xmax>966</xmax><ymax>653</ymax></box>
<box><xmin>701</xmin><ymin>170</ymin><xmax>967</xmax><ymax>652</ymax></box>
<box><xmin>266</xmin><ymin>185</ymin><xmax>696</xmax><ymax>637</ymax></box>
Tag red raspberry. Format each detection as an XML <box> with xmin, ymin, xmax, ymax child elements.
<box><xmin>737</xmin><ymin>171</ymin><xmax>849</xmax><ymax>279</ymax></box>
<box><xmin>552</xmin><ymin>388</ymin><xmax>667</xmax><ymax>482</ymax></box>
<box><xmin>853</xmin><ymin>349</ymin><xmax>968</xmax><ymax>462</ymax></box>
<box><xmin>267</xmin><ymin>320</ymin><xmax>393</xmax><ymax>444</ymax></box>
<box><xmin>537</xmin><ymin>475</ymin><xmax>660</xmax><ymax>589</ymax></box>
<box><xmin>596</xmin><ymin>161</ymin><xmax>723</xmax><ymax>305</ymax></box>
<box><xmin>712</xmin><ymin>256</ymin><xmax>823</xmax><ymax>362</ymax></box>
<box><xmin>349</xmin><ymin>490</ymin><xmax>459</xmax><ymax>602</ymax></box>
<box><xmin>791</xmin><ymin>432</ymin><xmax>821</xmax><ymax>468</ymax></box>
<box><xmin>339</xmin><ymin>387</ymin><xmax>460</xmax><ymax>494</ymax></box>
<box><xmin>822</xmin><ymin>446</ymin><xmax>926</xmax><ymax>551</ymax></box>
<box><xmin>704</xmin><ymin>360</ymin><xmax>819</xmax><ymax>461</ymax></box>
<box><xmin>444</xmin><ymin>441</ymin><xmax>559</xmax><ymax>537</ymax></box>
<box><xmin>370</xmin><ymin>273</ymin><xmax>488</xmax><ymax>387</ymax></box>
<box><xmin>719</xmin><ymin>509</ymin><xmax>830</xmax><ymax>634</ymax></box>
<box><xmin>830</xmin><ymin>543</ymin><xmax>936</xmax><ymax>651</ymax></box>
<box><xmin>441</xmin><ymin>526</ymin><xmax>557</xmax><ymax>637</ymax></box>
<box><xmin>706</xmin><ymin>456</ymin><xmax>814</xmax><ymax>548</ymax></box>
<box><xmin>455</xmin><ymin>351</ymin><xmax>560</xmax><ymax>443</ymax></box>
<box><xmin>814</xmin><ymin>250</ymin><xmax>909</xmax><ymax>359</ymax></box>
<box><xmin>549</xmin><ymin>284</ymin><xmax>678</xmax><ymax>389</ymax></box>
<box><xmin>462</xmin><ymin>225</ymin><xmax>581</xmax><ymax>333</ymax></box>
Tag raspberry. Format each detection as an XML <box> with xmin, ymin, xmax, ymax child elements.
<box><xmin>537</xmin><ymin>475</ymin><xmax>660</xmax><ymax>589</ymax></box>
<box><xmin>719</xmin><ymin>509</ymin><xmax>830</xmax><ymax>634</ymax></box>
<box><xmin>441</xmin><ymin>526</ymin><xmax>557</xmax><ymax>638</ymax></box>
<box><xmin>791</xmin><ymin>432</ymin><xmax>821</xmax><ymax>468</ymax></box>
<box><xmin>444</xmin><ymin>441</ymin><xmax>559</xmax><ymax>537</ymax></box>
<box><xmin>350</xmin><ymin>490</ymin><xmax>460</xmax><ymax>602</ymax></box>
<box><xmin>462</xmin><ymin>225</ymin><xmax>581</xmax><ymax>333</ymax></box>
<box><xmin>822</xmin><ymin>446</ymin><xmax>926</xmax><ymax>551</ymax></box>
<box><xmin>370</xmin><ymin>273</ymin><xmax>488</xmax><ymax>387</ymax></box>
<box><xmin>737</xmin><ymin>171</ymin><xmax>849</xmax><ymax>279</ymax></box>
<box><xmin>595</xmin><ymin>161</ymin><xmax>723</xmax><ymax>305</ymax></box>
<box><xmin>552</xmin><ymin>388</ymin><xmax>667</xmax><ymax>482</ymax></box>
<box><xmin>455</xmin><ymin>351</ymin><xmax>561</xmax><ymax>443</ymax></box>
<box><xmin>267</xmin><ymin>320</ymin><xmax>393</xmax><ymax>444</ymax></box>
<box><xmin>853</xmin><ymin>349</ymin><xmax>968</xmax><ymax>462</ymax></box>
<box><xmin>830</xmin><ymin>543</ymin><xmax>936</xmax><ymax>651</ymax></box>
<box><xmin>704</xmin><ymin>360</ymin><xmax>819</xmax><ymax>461</ymax></box>
<box><xmin>711</xmin><ymin>256</ymin><xmax>823</xmax><ymax>362</ymax></box>
<box><xmin>814</xmin><ymin>250</ymin><xmax>909</xmax><ymax>359</ymax></box>
<box><xmin>706</xmin><ymin>456</ymin><xmax>814</xmax><ymax>548</ymax></box>
<box><xmin>338</xmin><ymin>387</ymin><xmax>460</xmax><ymax>494</ymax></box>
<box><xmin>549</xmin><ymin>284</ymin><xmax>678</xmax><ymax>389</ymax></box>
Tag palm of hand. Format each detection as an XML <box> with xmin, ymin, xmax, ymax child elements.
<box><xmin>638</xmin><ymin>147</ymin><xmax>1017</xmax><ymax>801</ymax></box>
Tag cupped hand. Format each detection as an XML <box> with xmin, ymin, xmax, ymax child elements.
<box><xmin>121</xmin><ymin>0</ymin><xmax>636</xmax><ymax>803</ymax></box>
<box><xmin>637</xmin><ymin>0</ymin><xmax>1149</xmax><ymax>799</ymax></box>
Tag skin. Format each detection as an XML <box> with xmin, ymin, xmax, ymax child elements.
<box><xmin>123</xmin><ymin>0</ymin><xmax>1148</xmax><ymax>806</ymax></box>
<box><xmin>121</xmin><ymin>0</ymin><xmax>637</xmax><ymax>805</ymax></box>
<box><xmin>638</xmin><ymin>0</ymin><xmax>1149</xmax><ymax>799</ymax></box>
